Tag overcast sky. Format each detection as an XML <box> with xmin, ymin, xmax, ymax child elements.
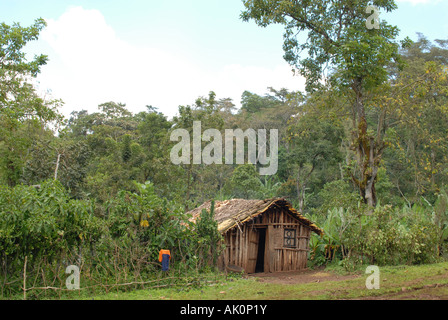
<box><xmin>1</xmin><ymin>0</ymin><xmax>447</xmax><ymax>119</ymax></box>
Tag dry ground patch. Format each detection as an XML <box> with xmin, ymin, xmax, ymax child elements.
<box><xmin>88</xmin><ymin>262</ymin><xmax>448</xmax><ymax>300</ymax></box>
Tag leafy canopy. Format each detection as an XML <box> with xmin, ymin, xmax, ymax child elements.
<box><xmin>241</xmin><ymin>0</ymin><xmax>406</xmax><ymax>92</ymax></box>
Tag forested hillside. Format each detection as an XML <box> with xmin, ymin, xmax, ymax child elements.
<box><xmin>2</xmin><ymin>32</ymin><xmax>447</xmax><ymax>215</ymax></box>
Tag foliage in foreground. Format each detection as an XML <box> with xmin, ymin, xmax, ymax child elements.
<box><xmin>91</xmin><ymin>261</ymin><xmax>448</xmax><ymax>300</ymax></box>
<box><xmin>308</xmin><ymin>189</ymin><xmax>448</xmax><ymax>270</ymax></box>
<box><xmin>0</xmin><ymin>180</ymin><xmax>221</xmax><ymax>299</ymax></box>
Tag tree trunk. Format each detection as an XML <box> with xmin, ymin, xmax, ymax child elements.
<box><xmin>349</xmin><ymin>78</ymin><xmax>381</xmax><ymax>208</ymax></box>
<box><xmin>6</xmin><ymin>158</ymin><xmax>16</xmax><ymax>187</ymax></box>
<box><xmin>54</xmin><ymin>153</ymin><xmax>61</xmax><ymax>180</ymax></box>
<box><xmin>184</xmin><ymin>163</ymin><xmax>192</xmax><ymax>212</ymax></box>
<box><xmin>6</xmin><ymin>145</ymin><xmax>17</xmax><ymax>187</ymax></box>
<box><xmin>296</xmin><ymin>170</ymin><xmax>304</xmax><ymax>213</ymax></box>
<box><xmin>296</xmin><ymin>164</ymin><xmax>315</xmax><ymax>212</ymax></box>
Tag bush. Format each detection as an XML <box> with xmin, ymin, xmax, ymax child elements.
<box><xmin>310</xmin><ymin>203</ymin><xmax>442</xmax><ymax>269</ymax></box>
<box><xmin>0</xmin><ymin>180</ymin><xmax>222</xmax><ymax>299</ymax></box>
<box><xmin>0</xmin><ymin>180</ymin><xmax>103</xmax><ymax>297</ymax></box>
<box><xmin>195</xmin><ymin>200</ymin><xmax>224</xmax><ymax>269</ymax></box>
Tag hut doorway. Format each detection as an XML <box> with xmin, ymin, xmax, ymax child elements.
<box><xmin>255</xmin><ymin>228</ymin><xmax>266</xmax><ymax>273</ymax></box>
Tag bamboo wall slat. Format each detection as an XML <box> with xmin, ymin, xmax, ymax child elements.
<box><xmin>221</xmin><ymin>207</ymin><xmax>312</xmax><ymax>273</ymax></box>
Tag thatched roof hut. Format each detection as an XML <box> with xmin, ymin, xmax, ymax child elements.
<box><xmin>187</xmin><ymin>198</ymin><xmax>322</xmax><ymax>273</ymax></box>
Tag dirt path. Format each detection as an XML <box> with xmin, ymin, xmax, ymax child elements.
<box><xmin>248</xmin><ymin>268</ymin><xmax>359</xmax><ymax>285</ymax></box>
<box><xmin>247</xmin><ymin>267</ymin><xmax>448</xmax><ymax>299</ymax></box>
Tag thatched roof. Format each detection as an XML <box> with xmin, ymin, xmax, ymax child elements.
<box><xmin>187</xmin><ymin>198</ymin><xmax>323</xmax><ymax>235</ymax></box>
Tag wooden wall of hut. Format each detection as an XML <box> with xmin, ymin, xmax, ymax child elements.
<box><xmin>220</xmin><ymin>206</ymin><xmax>311</xmax><ymax>273</ymax></box>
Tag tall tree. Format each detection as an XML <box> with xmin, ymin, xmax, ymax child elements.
<box><xmin>286</xmin><ymin>113</ymin><xmax>344</xmax><ymax>212</ymax></box>
<box><xmin>0</xmin><ymin>18</ymin><xmax>62</xmax><ymax>186</ymax></box>
<box><xmin>384</xmin><ymin>36</ymin><xmax>448</xmax><ymax>203</ymax></box>
<box><xmin>241</xmin><ymin>0</ymin><xmax>409</xmax><ymax>207</ymax></box>
<box><xmin>171</xmin><ymin>92</ymin><xmax>230</xmax><ymax>209</ymax></box>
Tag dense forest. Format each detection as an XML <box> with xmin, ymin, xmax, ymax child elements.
<box><xmin>1</xmin><ymin>1</ymin><xmax>448</xmax><ymax>299</ymax></box>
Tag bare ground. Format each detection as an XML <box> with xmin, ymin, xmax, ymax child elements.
<box><xmin>247</xmin><ymin>267</ymin><xmax>448</xmax><ymax>300</ymax></box>
<box><xmin>248</xmin><ymin>267</ymin><xmax>359</xmax><ymax>285</ymax></box>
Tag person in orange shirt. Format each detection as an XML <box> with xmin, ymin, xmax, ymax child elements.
<box><xmin>158</xmin><ymin>249</ymin><xmax>171</xmax><ymax>271</ymax></box>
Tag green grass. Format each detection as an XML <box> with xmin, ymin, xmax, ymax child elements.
<box><xmin>85</xmin><ymin>261</ymin><xmax>448</xmax><ymax>300</ymax></box>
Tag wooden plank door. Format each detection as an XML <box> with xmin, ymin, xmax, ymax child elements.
<box><xmin>266</xmin><ymin>226</ymin><xmax>276</xmax><ymax>272</ymax></box>
<box><xmin>246</xmin><ymin>227</ymin><xmax>259</xmax><ymax>273</ymax></box>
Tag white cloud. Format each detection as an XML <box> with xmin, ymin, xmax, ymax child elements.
<box><xmin>211</xmin><ymin>64</ymin><xmax>305</xmax><ymax>105</ymax></box>
<box><xmin>37</xmin><ymin>6</ymin><xmax>305</xmax><ymax>119</ymax></box>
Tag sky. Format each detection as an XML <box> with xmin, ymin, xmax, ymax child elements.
<box><xmin>1</xmin><ymin>0</ymin><xmax>447</xmax><ymax>119</ymax></box>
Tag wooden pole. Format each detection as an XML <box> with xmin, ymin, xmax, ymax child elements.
<box><xmin>23</xmin><ymin>256</ymin><xmax>27</xmax><ymax>300</ymax></box>
<box><xmin>54</xmin><ymin>153</ymin><xmax>61</xmax><ymax>180</ymax></box>
<box><xmin>268</xmin><ymin>225</ymin><xmax>275</xmax><ymax>272</ymax></box>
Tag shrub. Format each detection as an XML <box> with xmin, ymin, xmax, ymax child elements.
<box><xmin>0</xmin><ymin>180</ymin><xmax>222</xmax><ymax>299</ymax></box>
<box><xmin>310</xmin><ymin>203</ymin><xmax>441</xmax><ymax>269</ymax></box>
